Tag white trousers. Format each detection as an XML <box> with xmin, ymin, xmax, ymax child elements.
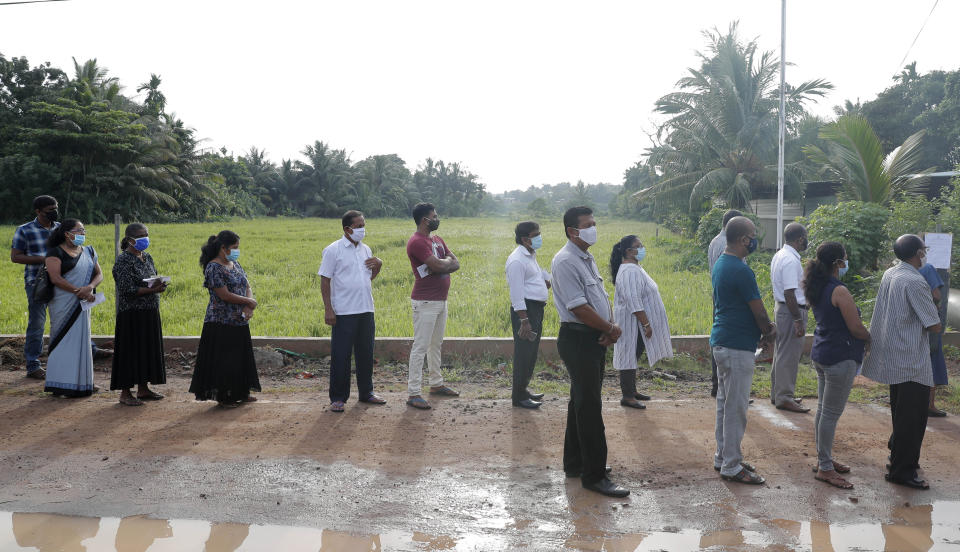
<box><xmin>408</xmin><ymin>299</ymin><xmax>447</xmax><ymax>396</ymax></box>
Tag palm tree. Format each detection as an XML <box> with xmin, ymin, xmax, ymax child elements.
<box><xmin>635</xmin><ymin>22</ymin><xmax>832</xmax><ymax>212</ymax></box>
<box><xmin>294</xmin><ymin>141</ymin><xmax>354</xmax><ymax>216</ymax></box>
<box><xmin>803</xmin><ymin>115</ymin><xmax>932</xmax><ymax>204</ymax></box>
<box><xmin>70</xmin><ymin>57</ymin><xmax>122</xmax><ymax>104</ymax></box>
<box><xmin>137</xmin><ymin>74</ymin><xmax>166</xmax><ymax>116</ymax></box>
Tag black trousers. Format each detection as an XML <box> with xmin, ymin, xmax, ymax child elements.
<box><xmin>888</xmin><ymin>381</ymin><xmax>930</xmax><ymax>481</ymax></box>
<box><xmin>510</xmin><ymin>299</ymin><xmax>545</xmax><ymax>403</ymax></box>
<box><xmin>558</xmin><ymin>325</ymin><xmax>608</xmax><ymax>486</ymax></box>
<box><xmin>329</xmin><ymin>312</ymin><xmax>376</xmax><ymax>403</ymax></box>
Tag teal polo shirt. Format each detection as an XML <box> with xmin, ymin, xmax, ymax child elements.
<box><xmin>710</xmin><ymin>253</ymin><xmax>762</xmax><ymax>351</ymax></box>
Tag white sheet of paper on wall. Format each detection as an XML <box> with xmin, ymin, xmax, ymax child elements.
<box><xmin>924</xmin><ymin>233</ymin><xmax>952</xmax><ymax>269</ymax></box>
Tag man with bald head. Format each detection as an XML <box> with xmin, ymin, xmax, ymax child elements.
<box><xmin>710</xmin><ymin>216</ymin><xmax>776</xmax><ymax>484</ymax></box>
<box><xmin>862</xmin><ymin>234</ymin><xmax>942</xmax><ymax>490</ymax></box>
<box><xmin>769</xmin><ymin>222</ymin><xmax>810</xmax><ymax>413</ymax></box>
<box><xmin>707</xmin><ymin>209</ymin><xmax>743</xmax><ymax>397</ymax></box>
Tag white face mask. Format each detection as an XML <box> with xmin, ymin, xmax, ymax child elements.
<box><xmin>351</xmin><ymin>227</ymin><xmax>366</xmax><ymax>242</ymax></box>
<box><xmin>577</xmin><ymin>226</ymin><xmax>598</xmax><ymax>245</ymax></box>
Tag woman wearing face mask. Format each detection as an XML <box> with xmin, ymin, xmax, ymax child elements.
<box><xmin>190</xmin><ymin>230</ymin><xmax>261</xmax><ymax>407</ymax></box>
<box><xmin>43</xmin><ymin>219</ymin><xmax>103</xmax><ymax>398</ymax></box>
<box><xmin>610</xmin><ymin>235</ymin><xmax>673</xmax><ymax>409</ymax></box>
<box><xmin>803</xmin><ymin>242</ymin><xmax>870</xmax><ymax>489</ymax></box>
<box><xmin>110</xmin><ymin>223</ymin><xmax>167</xmax><ymax>406</ymax></box>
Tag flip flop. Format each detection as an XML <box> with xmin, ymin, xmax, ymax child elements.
<box><xmin>811</xmin><ymin>462</ymin><xmax>850</xmax><ymax>474</ymax></box>
<box><xmin>407</xmin><ymin>397</ymin><xmax>432</xmax><ymax>410</ymax></box>
<box><xmin>715</xmin><ymin>461</ymin><xmax>756</xmax><ymax>472</ymax></box>
<box><xmin>720</xmin><ymin>468</ymin><xmax>765</xmax><ymax>485</ymax></box>
<box><xmin>119</xmin><ymin>396</ymin><xmax>143</xmax><ymax>407</ymax></box>
<box><xmin>815</xmin><ymin>472</ymin><xmax>854</xmax><ymax>489</ymax></box>
<box><xmin>361</xmin><ymin>394</ymin><xmax>387</xmax><ymax>404</ymax></box>
<box><xmin>330</xmin><ymin>401</ymin><xmax>345</xmax><ymax>413</ymax></box>
<box><xmin>136</xmin><ymin>391</ymin><xmax>164</xmax><ymax>400</ymax></box>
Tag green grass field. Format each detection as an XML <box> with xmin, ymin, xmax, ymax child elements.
<box><xmin>1</xmin><ymin>217</ymin><xmax>717</xmax><ymax>337</ymax></box>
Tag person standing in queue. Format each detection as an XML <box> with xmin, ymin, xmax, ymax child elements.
<box><xmin>319</xmin><ymin>210</ymin><xmax>386</xmax><ymax>413</ymax></box>
<box><xmin>505</xmin><ymin>221</ymin><xmax>551</xmax><ymax>409</ymax></box>
<box><xmin>706</xmin><ymin>209</ymin><xmax>742</xmax><ymax>397</ymax></box>
<box><xmin>190</xmin><ymin>231</ymin><xmax>261</xmax><ymax>408</ymax></box>
<box><xmin>770</xmin><ymin>223</ymin><xmax>811</xmax><ymax>413</ymax></box>
<box><xmin>918</xmin><ymin>261</ymin><xmax>948</xmax><ymax>417</ymax></box>
<box><xmin>111</xmin><ymin>223</ymin><xmax>167</xmax><ymax>406</ymax></box>
<box><xmin>861</xmin><ymin>235</ymin><xmax>941</xmax><ymax>490</ymax></box>
<box><xmin>711</xmin><ymin>216</ymin><xmax>775</xmax><ymax>485</ymax></box>
<box><xmin>405</xmin><ymin>203</ymin><xmax>460</xmax><ymax>410</ymax></box>
<box><xmin>551</xmin><ymin>206</ymin><xmax>628</xmax><ymax>498</ymax></box>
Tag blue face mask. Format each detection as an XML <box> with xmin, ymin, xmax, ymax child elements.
<box><xmin>226</xmin><ymin>249</ymin><xmax>240</xmax><ymax>262</ymax></box>
<box><xmin>838</xmin><ymin>261</ymin><xmax>848</xmax><ymax>279</ymax></box>
<box><xmin>747</xmin><ymin>237</ymin><xmax>758</xmax><ymax>254</ymax></box>
<box><xmin>70</xmin><ymin>233</ymin><xmax>86</xmax><ymax>246</ymax></box>
<box><xmin>530</xmin><ymin>235</ymin><xmax>543</xmax><ymax>250</ymax></box>
<box><xmin>134</xmin><ymin>237</ymin><xmax>150</xmax><ymax>251</ymax></box>
<box><xmin>635</xmin><ymin>247</ymin><xmax>647</xmax><ymax>263</ymax></box>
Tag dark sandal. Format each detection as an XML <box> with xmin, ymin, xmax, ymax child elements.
<box><xmin>815</xmin><ymin>471</ymin><xmax>853</xmax><ymax>489</ymax></box>
<box><xmin>217</xmin><ymin>401</ymin><xmax>240</xmax><ymax>408</ymax></box>
<box><xmin>620</xmin><ymin>399</ymin><xmax>646</xmax><ymax>409</ymax></box>
<box><xmin>720</xmin><ymin>468</ymin><xmax>765</xmax><ymax>485</ymax></box>
<box><xmin>242</xmin><ymin>396</ymin><xmax>258</xmax><ymax>402</ymax></box>
<box><xmin>330</xmin><ymin>401</ymin><xmax>345</xmax><ymax>413</ymax></box>
<box><xmin>136</xmin><ymin>391</ymin><xmax>164</xmax><ymax>400</ymax></box>
<box><xmin>407</xmin><ymin>397</ymin><xmax>432</xmax><ymax>410</ymax></box>
<box><xmin>810</xmin><ymin>462</ymin><xmax>850</xmax><ymax>474</ymax></box>
<box><xmin>361</xmin><ymin>394</ymin><xmax>386</xmax><ymax>404</ymax></box>
<box><xmin>715</xmin><ymin>461</ymin><xmax>756</xmax><ymax>472</ymax></box>
<box><xmin>119</xmin><ymin>396</ymin><xmax>144</xmax><ymax>406</ymax></box>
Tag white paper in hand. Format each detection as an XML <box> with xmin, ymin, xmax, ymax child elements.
<box><xmin>416</xmin><ymin>264</ymin><xmax>430</xmax><ymax>278</ymax></box>
<box><xmin>142</xmin><ymin>276</ymin><xmax>171</xmax><ymax>288</ymax></box>
<box><xmin>81</xmin><ymin>292</ymin><xmax>106</xmax><ymax>311</ymax></box>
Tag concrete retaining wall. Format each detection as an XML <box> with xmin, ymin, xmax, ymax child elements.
<box><xmin>5</xmin><ymin>333</ymin><xmax>959</xmax><ymax>362</ymax></box>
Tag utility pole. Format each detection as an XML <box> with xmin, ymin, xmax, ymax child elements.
<box><xmin>776</xmin><ymin>0</ymin><xmax>786</xmax><ymax>250</ymax></box>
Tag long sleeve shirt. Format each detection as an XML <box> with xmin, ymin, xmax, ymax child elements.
<box><xmin>505</xmin><ymin>245</ymin><xmax>550</xmax><ymax>311</ymax></box>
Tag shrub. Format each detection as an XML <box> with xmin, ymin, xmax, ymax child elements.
<box><xmin>884</xmin><ymin>196</ymin><xmax>934</xmax><ymax>244</ymax></box>
<box><xmin>799</xmin><ymin>201</ymin><xmax>890</xmax><ymax>276</ymax></box>
<box><xmin>694</xmin><ymin>207</ymin><xmax>764</xmax><ymax>249</ymax></box>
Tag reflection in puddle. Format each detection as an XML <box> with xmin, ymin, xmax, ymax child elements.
<box><xmin>0</xmin><ymin>502</ymin><xmax>956</xmax><ymax>551</ymax></box>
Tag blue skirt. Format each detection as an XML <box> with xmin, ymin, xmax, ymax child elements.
<box><xmin>931</xmin><ymin>332</ymin><xmax>948</xmax><ymax>386</ymax></box>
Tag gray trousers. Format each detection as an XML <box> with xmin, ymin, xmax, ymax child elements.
<box><xmin>770</xmin><ymin>302</ymin><xmax>808</xmax><ymax>407</ymax></box>
<box><xmin>713</xmin><ymin>346</ymin><xmax>755</xmax><ymax>476</ymax></box>
<box><xmin>812</xmin><ymin>360</ymin><xmax>857</xmax><ymax>472</ymax></box>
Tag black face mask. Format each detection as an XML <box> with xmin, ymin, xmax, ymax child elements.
<box><xmin>427</xmin><ymin>218</ymin><xmax>440</xmax><ymax>231</ymax></box>
<box><xmin>45</xmin><ymin>209</ymin><xmax>59</xmax><ymax>222</ymax></box>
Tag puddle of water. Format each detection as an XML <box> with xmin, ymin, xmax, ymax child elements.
<box><xmin>0</xmin><ymin>502</ymin><xmax>958</xmax><ymax>551</ymax></box>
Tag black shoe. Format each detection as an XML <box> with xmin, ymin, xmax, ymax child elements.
<box><xmin>884</xmin><ymin>473</ymin><xmax>929</xmax><ymax>490</ymax></box>
<box><xmin>527</xmin><ymin>390</ymin><xmax>544</xmax><ymax>401</ymax></box>
<box><xmin>583</xmin><ymin>478</ymin><xmax>630</xmax><ymax>498</ymax></box>
<box><xmin>710</xmin><ymin>388</ymin><xmax>718</xmax><ymax>398</ymax></box>
<box><xmin>929</xmin><ymin>408</ymin><xmax>947</xmax><ymax>417</ymax></box>
<box><xmin>513</xmin><ymin>398</ymin><xmax>541</xmax><ymax>409</ymax></box>
<box><xmin>635</xmin><ymin>392</ymin><xmax>651</xmax><ymax>401</ymax></box>
<box><xmin>566</xmin><ymin>466</ymin><xmax>612</xmax><ymax>478</ymax></box>
<box><xmin>620</xmin><ymin>398</ymin><xmax>646</xmax><ymax>409</ymax></box>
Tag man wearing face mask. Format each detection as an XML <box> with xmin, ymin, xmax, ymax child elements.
<box><xmin>319</xmin><ymin>210</ymin><xmax>386</xmax><ymax>413</ymax></box>
<box><xmin>551</xmin><ymin>206</ymin><xmax>628</xmax><ymax>497</ymax></box>
<box><xmin>505</xmin><ymin>221</ymin><xmax>551</xmax><ymax>409</ymax></box>
<box><xmin>862</xmin><ymin>235</ymin><xmax>941</xmax><ymax>490</ymax></box>
<box><xmin>711</xmin><ymin>216</ymin><xmax>776</xmax><ymax>485</ymax></box>
<box><xmin>405</xmin><ymin>202</ymin><xmax>460</xmax><ymax>410</ymax></box>
<box><xmin>10</xmin><ymin>195</ymin><xmax>61</xmax><ymax>380</ymax></box>
<box><xmin>769</xmin><ymin>223</ymin><xmax>811</xmax><ymax>413</ymax></box>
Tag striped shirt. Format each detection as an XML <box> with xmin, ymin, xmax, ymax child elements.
<box><xmin>613</xmin><ymin>263</ymin><xmax>673</xmax><ymax>368</ymax></box>
<box><xmin>861</xmin><ymin>262</ymin><xmax>941</xmax><ymax>386</ymax></box>
<box><xmin>11</xmin><ymin>218</ymin><xmax>60</xmax><ymax>285</ymax></box>
<box><xmin>550</xmin><ymin>241</ymin><xmax>611</xmax><ymax>324</ymax></box>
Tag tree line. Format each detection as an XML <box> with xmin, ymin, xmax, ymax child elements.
<box><xmin>0</xmin><ymin>54</ymin><xmax>487</xmax><ymax>223</ymax></box>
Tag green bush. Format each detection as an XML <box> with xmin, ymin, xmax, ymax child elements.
<box><xmin>799</xmin><ymin>201</ymin><xmax>890</xmax><ymax>276</ymax></box>
<box><xmin>884</xmin><ymin>196</ymin><xmax>934</xmax><ymax>244</ymax></box>
<box><xmin>933</xmin><ymin>179</ymin><xmax>960</xmax><ymax>285</ymax></box>
<box><xmin>694</xmin><ymin>207</ymin><xmax>763</xmax><ymax>249</ymax></box>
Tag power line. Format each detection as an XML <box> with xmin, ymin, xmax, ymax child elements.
<box><xmin>895</xmin><ymin>0</ymin><xmax>939</xmax><ymax>72</ymax></box>
<box><xmin>0</xmin><ymin>0</ymin><xmax>69</xmax><ymax>5</ymax></box>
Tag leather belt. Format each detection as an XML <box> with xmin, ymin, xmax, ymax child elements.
<box><xmin>777</xmin><ymin>301</ymin><xmax>808</xmax><ymax>309</ymax></box>
<box><xmin>560</xmin><ymin>322</ymin><xmax>600</xmax><ymax>333</ymax></box>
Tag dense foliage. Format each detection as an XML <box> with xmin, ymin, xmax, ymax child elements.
<box><xmin>0</xmin><ymin>54</ymin><xmax>488</xmax><ymax>223</ymax></box>
<box><xmin>799</xmin><ymin>201</ymin><xmax>891</xmax><ymax>276</ymax></box>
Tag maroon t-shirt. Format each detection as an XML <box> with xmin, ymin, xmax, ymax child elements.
<box><xmin>407</xmin><ymin>232</ymin><xmax>452</xmax><ymax>300</ymax></box>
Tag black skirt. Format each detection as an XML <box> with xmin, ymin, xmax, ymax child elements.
<box><xmin>190</xmin><ymin>322</ymin><xmax>261</xmax><ymax>402</ymax></box>
<box><xmin>110</xmin><ymin>308</ymin><xmax>167</xmax><ymax>390</ymax></box>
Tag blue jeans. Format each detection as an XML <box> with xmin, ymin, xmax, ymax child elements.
<box><xmin>23</xmin><ymin>282</ymin><xmax>46</xmax><ymax>373</ymax></box>
<box><xmin>712</xmin><ymin>345</ymin><xmax>755</xmax><ymax>476</ymax></box>
<box><xmin>812</xmin><ymin>360</ymin><xmax>857</xmax><ymax>472</ymax></box>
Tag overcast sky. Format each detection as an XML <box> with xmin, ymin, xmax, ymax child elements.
<box><xmin>3</xmin><ymin>0</ymin><xmax>958</xmax><ymax>193</ymax></box>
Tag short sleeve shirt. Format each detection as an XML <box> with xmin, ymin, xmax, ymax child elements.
<box><xmin>203</xmin><ymin>261</ymin><xmax>250</xmax><ymax>326</ymax></box>
<box><xmin>550</xmin><ymin>241</ymin><xmax>611</xmax><ymax>323</ymax></box>
<box><xmin>770</xmin><ymin>244</ymin><xmax>805</xmax><ymax>305</ymax></box>
<box><xmin>113</xmin><ymin>251</ymin><xmax>160</xmax><ymax>312</ymax></box>
<box><xmin>919</xmin><ymin>263</ymin><xmax>944</xmax><ymax>291</ymax></box>
<box><xmin>12</xmin><ymin>218</ymin><xmax>60</xmax><ymax>284</ymax></box>
<box><xmin>407</xmin><ymin>233</ymin><xmax>452</xmax><ymax>301</ymax></box>
<box><xmin>707</xmin><ymin>231</ymin><xmax>726</xmax><ymax>273</ymax></box>
<box><xmin>318</xmin><ymin>236</ymin><xmax>375</xmax><ymax>315</ymax></box>
<box><xmin>711</xmin><ymin>253</ymin><xmax>763</xmax><ymax>351</ymax></box>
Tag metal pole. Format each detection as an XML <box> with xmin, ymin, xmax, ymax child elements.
<box><xmin>776</xmin><ymin>0</ymin><xmax>786</xmax><ymax>250</ymax></box>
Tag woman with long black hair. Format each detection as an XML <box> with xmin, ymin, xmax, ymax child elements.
<box><xmin>111</xmin><ymin>223</ymin><xmax>167</xmax><ymax>406</ymax></box>
<box><xmin>610</xmin><ymin>234</ymin><xmax>672</xmax><ymax>409</ymax></box>
<box><xmin>804</xmin><ymin>241</ymin><xmax>870</xmax><ymax>489</ymax></box>
<box><xmin>43</xmin><ymin>219</ymin><xmax>103</xmax><ymax>398</ymax></box>
<box><xmin>189</xmin><ymin>230</ymin><xmax>261</xmax><ymax>407</ymax></box>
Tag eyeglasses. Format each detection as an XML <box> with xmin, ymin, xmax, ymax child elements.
<box><xmin>68</xmin><ymin>229</ymin><xmax>86</xmax><ymax>235</ymax></box>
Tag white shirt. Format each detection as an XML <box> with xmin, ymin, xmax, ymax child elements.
<box><xmin>318</xmin><ymin>236</ymin><xmax>375</xmax><ymax>315</ymax></box>
<box><xmin>505</xmin><ymin>245</ymin><xmax>550</xmax><ymax>312</ymax></box>
<box><xmin>770</xmin><ymin>243</ymin><xmax>805</xmax><ymax>305</ymax></box>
